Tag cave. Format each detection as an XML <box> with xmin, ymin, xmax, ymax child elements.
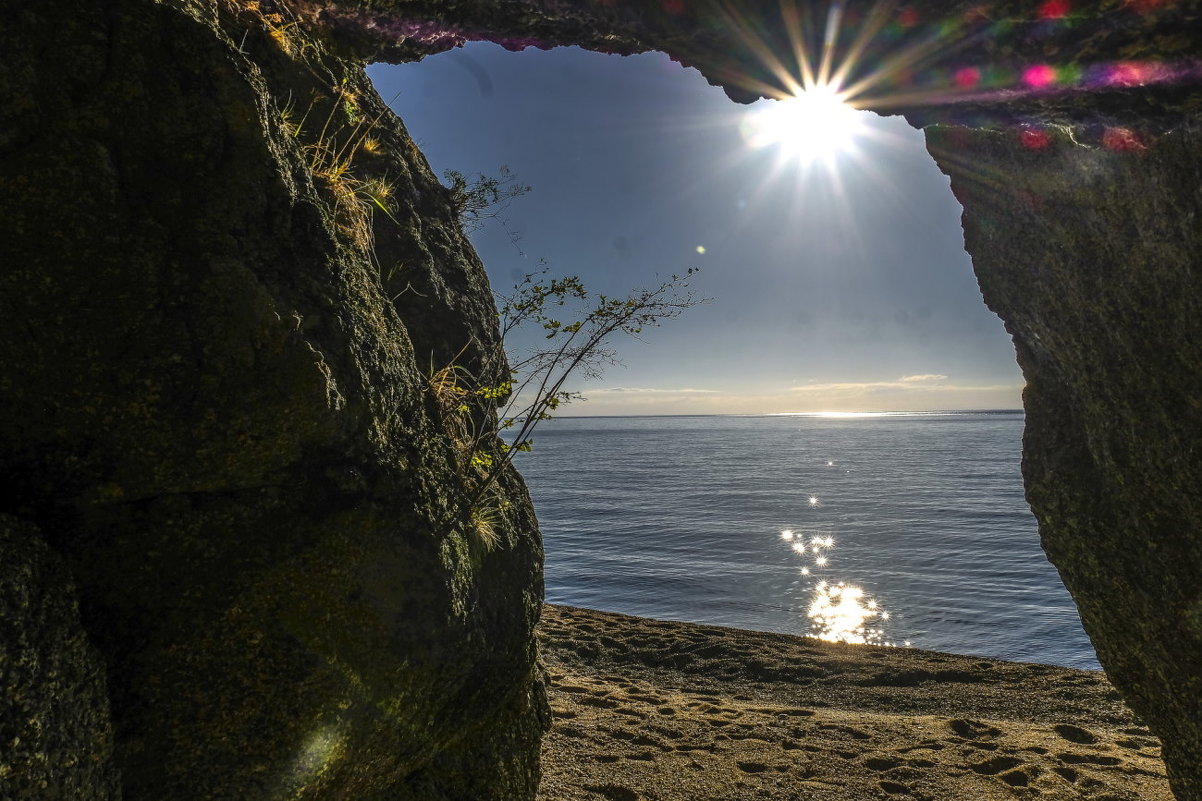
<box><xmin>1</xmin><ymin>0</ymin><xmax>1200</xmax><ymax>799</ymax></box>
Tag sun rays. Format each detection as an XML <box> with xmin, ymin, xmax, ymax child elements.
<box><xmin>721</xmin><ymin>0</ymin><xmax>1194</xmax><ymax>166</ymax></box>
<box><xmin>740</xmin><ymin>83</ymin><xmax>864</xmax><ymax>162</ymax></box>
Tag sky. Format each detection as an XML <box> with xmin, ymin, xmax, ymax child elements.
<box><xmin>368</xmin><ymin>44</ymin><xmax>1024</xmax><ymax>415</ymax></box>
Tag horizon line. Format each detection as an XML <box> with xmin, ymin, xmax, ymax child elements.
<box><xmin>538</xmin><ymin>408</ymin><xmax>1025</xmax><ymax>420</ymax></box>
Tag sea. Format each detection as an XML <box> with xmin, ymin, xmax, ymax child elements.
<box><xmin>510</xmin><ymin>411</ymin><xmax>1100</xmax><ymax>671</ymax></box>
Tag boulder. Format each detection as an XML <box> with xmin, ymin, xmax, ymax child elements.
<box><xmin>0</xmin><ymin>0</ymin><xmax>546</xmax><ymax>797</ymax></box>
<box><xmin>926</xmin><ymin>121</ymin><xmax>1202</xmax><ymax>800</ymax></box>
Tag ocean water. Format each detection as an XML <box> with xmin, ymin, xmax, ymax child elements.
<box><xmin>511</xmin><ymin>412</ymin><xmax>1100</xmax><ymax>670</ymax></box>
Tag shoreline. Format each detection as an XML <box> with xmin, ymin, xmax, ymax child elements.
<box><xmin>536</xmin><ymin>604</ymin><xmax>1170</xmax><ymax>800</ymax></box>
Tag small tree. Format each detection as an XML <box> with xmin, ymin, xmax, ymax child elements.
<box><xmin>444</xmin><ymin>165</ymin><xmax>530</xmax><ymax>233</ymax></box>
<box><xmin>431</xmin><ymin>268</ymin><xmax>704</xmax><ymax>540</ymax></box>
<box><xmin>430</xmin><ymin>166</ymin><xmax>704</xmax><ymax>542</ymax></box>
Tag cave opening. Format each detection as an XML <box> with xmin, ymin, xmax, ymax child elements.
<box><xmin>368</xmin><ymin>44</ymin><xmax>1097</xmax><ymax>670</ymax></box>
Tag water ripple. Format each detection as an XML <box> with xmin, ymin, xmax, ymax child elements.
<box><xmin>515</xmin><ymin>413</ymin><xmax>1098</xmax><ymax>669</ymax></box>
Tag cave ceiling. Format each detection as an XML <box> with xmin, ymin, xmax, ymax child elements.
<box><xmin>289</xmin><ymin>0</ymin><xmax>1201</xmax><ymax>133</ymax></box>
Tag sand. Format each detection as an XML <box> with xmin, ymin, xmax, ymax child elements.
<box><xmin>536</xmin><ymin>604</ymin><xmax>1171</xmax><ymax>801</ymax></box>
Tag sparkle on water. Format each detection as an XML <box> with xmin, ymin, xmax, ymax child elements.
<box><xmin>808</xmin><ymin>583</ymin><xmax>892</xmax><ymax>645</ymax></box>
<box><xmin>778</xmin><ymin>474</ymin><xmax>902</xmax><ymax>646</ymax></box>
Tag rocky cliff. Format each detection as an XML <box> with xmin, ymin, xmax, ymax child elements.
<box><xmin>3</xmin><ymin>0</ymin><xmax>1201</xmax><ymax>799</ymax></box>
<box><xmin>928</xmin><ymin>120</ymin><xmax>1202</xmax><ymax>799</ymax></box>
<box><xmin>1</xmin><ymin>0</ymin><xmax>546</xmax><ymax>798</ymax></box>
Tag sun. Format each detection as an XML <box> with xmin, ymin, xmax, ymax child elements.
<box><xmin>740</xmin><ymin>84</ymin><xmax>864</xmax><ymax>163</ymax></box>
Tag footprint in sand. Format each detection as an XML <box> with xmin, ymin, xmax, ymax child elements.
<box><xmin>1058</xmin><ymin>752</ymin><xmax>1122</xmax><ymax>766</ymax></box>
<box><xmin>948</xmin><ymin>719</ymin><xmax>1002</xmax><ymax>740</ymax></box>
<box><xmin>557</xmin><ymin>724</ymin><xmax>588</xmax><ymax>739</ymax></box>
<box><xmin>584</xmin><ymin>784</ymin><xmax>639</xmax><ymax>801</ymax></box>
<box><xmin>1052</xmin><ymin>723</ymin><xmax>1099</xmax><ymax>744</ymax></box>
<box><xmin>556</xmin><ymin>684</ymin><xmax>591</xmax><ymax>695</ymax></box>
<box><xmin>818</xmin><ymin>723</ymin><xmax>873</xmax><ymax>741</ymax></box>
<box><xmin>878</xmin><ymin>779</ymin><xmax>913</xmax><ymax>795</ymax></box>
<box><xmin>1000</xmin><ymin>768</ymin><xmax>1031</xmax><ymax>787</ymax></box>
<box><xmin>578</xmin><ymin>695</ymin><xmax>621</xmax><ymax>709</ymax></box>
<box><xmin>1053</xmin><ymin>766</ymin><xmax>1080</xmax><ymax>783</ymax></box>
<box><xmin>896</xmin><ymin>740</ymin><xmax>945</xmax><ymax>753</ymax></box>
<box><xmin>863</xmin><ymin>756</ymin><xmax>903</xmax><ymax>771</ymax></box>
<box><xmin>970</xmin><ymin>755</ymin><xmax>1023</xmax><ymax>775</ymax></box>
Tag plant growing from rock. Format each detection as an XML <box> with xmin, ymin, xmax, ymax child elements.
<box><xmin>280</xmin><ymin>86</ymin><xmax>397</xmax><ymax>254</ymax></box>
<box><xmin>432</xmin><ymin>267</ymin><xmax>703</xmax><ymax>545</ymax></box>
<box><xmin>444</xmin><ymin>166</ymin><xmax>530</xmax><ymax>234</ymax></box>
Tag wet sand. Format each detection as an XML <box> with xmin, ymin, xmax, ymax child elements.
<box><xmin>536</xmin><ymin>604</ymin><xmax>1171</xmax><ymax>801</ymax></box>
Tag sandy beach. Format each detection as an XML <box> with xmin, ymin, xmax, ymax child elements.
<box><xmin>536</xmin><ymin>604</ymin><xmax>1171</xmax><ymax>801</ymax></box>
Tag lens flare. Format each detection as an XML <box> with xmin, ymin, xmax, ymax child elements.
<box><xmin>714</xmin><ymin>0</ymin><xmax>1189</xmax><ymax>162</ymax></box>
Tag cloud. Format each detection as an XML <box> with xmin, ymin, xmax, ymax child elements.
<box><xmin>789</xmin><ymin>376</ymin><xmax>1015</xmax><ymax>394</ymax></box>
<box><xmin>588</xmin><ymin>386</ymin><xmax>719</xmax><ymax>394</ymax></box>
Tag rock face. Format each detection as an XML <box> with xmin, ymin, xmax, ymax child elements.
<box><xmin>0</xmin><ymin>516</ymin><xmax>119</xmax><ymax>799</ymax></box>
<box><xmin>924</xmin><ymin>122</ymin><xmax>1202</xmax><ymax>800</ymax></box>
<box><xmin>324</xmin><ymin>0</ymin><xmax>1202</xmax><ymax>792</ymax></box>
<box><xmin>3</xmin><ymin>0</ymin><xmax>1202</xmax><ymax>799</ymax></box>
<box><xmin>0</xmin><ymin>0</ymin><xmax>546</xmax><ymax>798</ymax></box>
<box><xmin>313</xmin><ymin>1</ymin><xmax>1202</xmax><ymax>797</ymax></box>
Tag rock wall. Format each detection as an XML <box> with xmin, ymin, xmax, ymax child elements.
<box><xmin>0</xmin><ymin>0</ymin><xmax>546</xmax><ymax>798</ymax></box>
<box><xmin>0</xmin><ymin>516</ymin><xmax>119</xmax><ymax>799</ymax></box>
<box><xmin>304</xmin><ymin>0</ymin><xmax>1202</xmax><ymax>796</ymax></box>
<box><xmin>4</xmin><ymin>0</ymin><xmax>1202</xmax><ymax>799</ymax></box>
<box><xmin>925</xmin><ymin>121</ymin><xmax>1202</xmax><ymax>799</ymax></box>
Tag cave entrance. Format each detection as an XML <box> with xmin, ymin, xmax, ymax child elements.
<box><xmin>368</xmin><ymin>45</ymin><xmax>1095</xmax><ymax>669</ymax></box>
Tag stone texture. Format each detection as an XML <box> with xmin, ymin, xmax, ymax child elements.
<box><xmin>5</xmin><ymin>0</ymin><xmax>1202</xmax><ymax>799</ymax></box>
<box><xmin>299</xmin><ymin>0</ymin><xmax>1202</xmax><ymax>795</ymax></box>
<box><xmin>924</xmin><ymin>121</ymin><xmax>1202</xmax><ymax>800</ymax></box>
<box><xmin>0</xmin><ymin>515</ymin><xmax>120</xmax><ymax>800</ymax></box>
<box><xmin>299</xmin><ymin>0</ymin><xmax>1202</xmax><ymax>791</ymax></box>
<box><xmin>0</xmin><ymin>0</ymin><xmax>546</xmax><ymax>798</ymax></box>
<box><xmin>303</xmin><ymin>0</ymin><xmax>1202</xmax><ymax>124</ymax></box>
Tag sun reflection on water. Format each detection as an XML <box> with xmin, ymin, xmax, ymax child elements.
<box><xmin>808</xmin><ymin>582</ymin><xmax>892</xmax><ymax>645</ymax></box>
<box><xmin>778</xmin><ymin>494</ymin><xmax>905</xmax><ymax>647</ymax></box>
